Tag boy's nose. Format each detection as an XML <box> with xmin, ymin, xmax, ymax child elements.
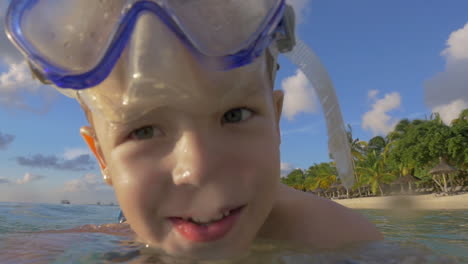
<box><xmin>171</xmin><ymin>130</ymin><xmax>218</xmax><ymax>187</ymax></box>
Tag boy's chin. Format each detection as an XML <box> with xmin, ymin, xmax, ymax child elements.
<box><xmin>172</xmin><ymin>245</ymin><xmax>251</xmax><ymax>261</ymax></box>
<box><xmin>138</xmin><ymin>232</ymin><xmax>252</xmax><ymax>261</ymax></box>
<box><xmin>152</xmin><ymin>236</ymin><xmax>252</xmax><ymax>261</ymax></box>
<box><xmin>136</xmin><ymin>245</ymin><xmax>242</xmax><ymax>262</ymax></box>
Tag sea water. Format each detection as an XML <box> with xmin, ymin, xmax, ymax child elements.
<box><xmin>0</xmin><ymin>202</ymin><xmax>466</xmax><ymax>263</ymax></box>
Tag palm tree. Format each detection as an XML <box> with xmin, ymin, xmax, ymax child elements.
<box><xmin>305</xmin><ymin>162</ymin><xmax>338</xmax><ymax>196</ymax></box>
<box><xmin>346</xmin><ymin>124</ymin><xmax>368</xmax><ymax>161</ymax></box>
<box><xmin>368</xmin><ymin>136</ymin><xmax>388</xmax><ymax>155</ymax></box>
<box><xmin>357</xmin><ymin>150</ymin><xmax>395</xmax><ymax>196</ymax></box>
<box><xmin>346</xmin><ymin>124</ymin><xmax>368</xmax><ymax>195</ymax></box>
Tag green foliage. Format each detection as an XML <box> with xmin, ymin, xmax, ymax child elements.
<box><xmin>388</xmin><ymin>118</ymin><xmax>452</xmax><ymax>171</ymax></box>
<box><xmin>282</xmin><ymin>109</ymin><xmax>467</xmax><ymax>194</ymax></box>
<box><xmin>357</xmin><ymin>150</ymin><xmax>396</xmax><ymax>195</ymax></box>
<box><xmin>281</xmin><ymin>163</ymin><xmax>338</xmax><ymax>191</ymax></box>
<box><xmin>447</xmin><ymin>110</ymin><xmax>468</xmax><ymax>168</ymax></box>
<box><xmin>346</xmin><ymin>124</ymin><xmax>367</xmax><ymax>161</ymax></box>
<box><xmin>281</xmin><ymin>169</ymin><xmax>305</xmax><ymax>189</ymax></box>
<box><xmin>368</xmin><ymin>136</ymin><xmax>387</xmax><ymax>155</ymax></box>
<box><xmin>305</xmin><ymin>162</ymin><xmax>337</xmax><ymax>190</ymax></box>
<box><xmin>388</xmin><ymin>119</ymin><xmax>410</xmax><ymax>141</ymax></box>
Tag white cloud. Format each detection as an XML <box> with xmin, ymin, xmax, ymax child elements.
<box><xmin>59</xmin><ymin>173</ymin><xmax>116</xmax><ymax>204</ymax></box>
<box><xmin>0</xmin><ymin>172</ymin><xmax>45</xmax><ymax>185</ymax></box>
<box><xmin>0</xmin><ymin>173</ymin><xmax>115</xmax><ymax>204</ymax></box>
<box><xmin>0</xmin><ymin>184</ymin><xmax>55</xmax><ymax>203</ymax></box>
<box><xmin>433</xmin><ymin>99</ymin><xmax>468</xmax><ymax>125</ymax></box>
<box><xmin>441</xmin><ymin>23</ymin><xmax>468</xmax><ymax>62</ymax></box>
<box><xmin>425</xmin><ymin>23</ymin><xmax>468</xmax><ymax>124</ymax></box>
<box><xmin>0</xmin><ymin>60</ymin><xmax>38</xmax><ymax>93</ymax></box>
<box><xmin>362</xmin><ymin>92</ymin><xmax>401</xmax><ymax>136</ymax></box>
<box><xmin>0</xmin><ymin>2</ymin><xmax>58</xmax><ymax>112</ymax></box>
<box><xmin>63</xmin><ymin>148</ymin><xmax>92</xmax><ymax>160</ymax></box>
<box><xmin>15</xmin><ymin>172</ymin><xmax>45</xmax><ymax>184</ymax></box>
<box><xmin>281</xmin><ymin>69</ymin><xmax>318</xmax><ymax>120</ymax></box>
<box><xmin>63</xmin><ymin>173</ymin><xmax>107</xmax><ymax>193</ymax></box>
<box><xmin>280</xmin><ymin>162</ymin><xmax>294</xmax><ymax>178</ymax></box>
<box><xmin>0</xmin><ymin>59</ymin><xmax>57</xmax><ymax>112</ymax></box>
<box><xmin>286</xmin><ymin>0</ymin><xmax>312</xmax><ymax>24</ymax></box>
<box><xmin>368</xmin><ymin>89</ymin><xmax>379</xmax><ymax>100</ymax></box>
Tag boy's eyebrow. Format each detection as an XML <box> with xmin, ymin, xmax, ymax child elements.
<box><xmin>218</xmin><ymin>79</ymin><xmax>269</xmax><ymax>105</ymax></box>
<box><xmin>114</xmin><ymin>105</ymin><xmax>169</xmax><ymax>126</ymax></box>
<box><xmin>108</xmin><ymin>78</ymin><xmax>269</xmax><ymax>127</ymax></box>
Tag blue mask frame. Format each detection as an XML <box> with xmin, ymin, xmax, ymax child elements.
<box><xmin>5</xmin><ymin>0</ymin><xmax>286</xmax><ymax>90</ymax></box>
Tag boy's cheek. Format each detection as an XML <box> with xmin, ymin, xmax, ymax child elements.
<box><xmin>109</xmin><ymin>152</ymin><xmax>172</xmax><ymax>212</ymax></box>
<box><xmin>106</xmin><ymin>137</ymin><xmax>279</xmax><ymax>252</ymax></box>
<box><xmin>107</xmin><ymin>123</ymin><xmax>280</xmax><ymax>200</ymax></box>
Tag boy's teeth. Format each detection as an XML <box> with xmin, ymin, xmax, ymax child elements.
<box><xmin>223</xmin><ymin>210</ymin><xmax>230</xmax><ymax>217</ymax></box>
<box><xmin>190</xmin><ymin>212</ymin><xmax>225</xmax><ymax>224</ymax></box>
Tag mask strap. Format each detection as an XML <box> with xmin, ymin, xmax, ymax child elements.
<box><xmin>267</xmin><ymin>4</ymin><xmax>296</xmax><ymax>85</ymax></box>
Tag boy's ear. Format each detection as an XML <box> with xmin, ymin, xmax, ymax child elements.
<box><xmin>80</xmin><ymin>126</ymin><xmax>112</xmax><ymax>186</ymax></box>
<box><xmin>272</xmin><ymin>90</ymin><xmax>284</xmax><ymax>141</ymax></box>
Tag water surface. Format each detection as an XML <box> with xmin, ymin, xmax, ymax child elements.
<box><xmin>0</xmin><ymin>202</ymin><xmax>465</xmax><ymax>263</ymax></box>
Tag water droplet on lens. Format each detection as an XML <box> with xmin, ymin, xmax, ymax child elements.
<box><xmin>122</xmin><ymin>4</ymin><xmax>132</xmax><ymax>15</ymax></box>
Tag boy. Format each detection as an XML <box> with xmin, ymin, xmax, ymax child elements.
<box><xmin>5</xmin><ymin>0</ymin><xmax>382</xmax><ymax>260</ymax></box>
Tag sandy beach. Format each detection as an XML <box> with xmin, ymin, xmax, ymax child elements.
<box><xmin>334</xmin><ymin>193</ymin><xmax>468</xmax><ymax>210</ymax></box>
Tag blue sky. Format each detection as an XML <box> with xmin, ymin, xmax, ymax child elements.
<box><xmin>0</xmin><ymin>0</ymin><xmax>467</xmax><ymax>204</ymax></box>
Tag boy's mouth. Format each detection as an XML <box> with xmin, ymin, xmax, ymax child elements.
<box><xmin>168</xmin><ymin>205</ymin><xmax>245</xmax><ymax>242</ymax></box>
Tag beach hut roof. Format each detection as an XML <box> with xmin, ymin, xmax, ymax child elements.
<box><xmin>429</xmin><ymin>157</ymin><xmax>457</xmax><ymax>175</ymax></box>
<box><xmin>330</xmin><ymin>182</ymin><xmax>345</xmax><ymax>190</ymax></box>
<box><xmin>392</xmin><ymin>174</ymin><xmax>421</xmax><ymax>184</ymax></box>
<box><xmin>312</xmin><ymin>187</ymin><xmax>325</xmax><ymax>193</ymax></box>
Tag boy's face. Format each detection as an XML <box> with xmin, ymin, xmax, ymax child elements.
<box><xmin>86</xmin><ymin>49</ymin><xmax>284</xmax><ymax>259</ymax></box>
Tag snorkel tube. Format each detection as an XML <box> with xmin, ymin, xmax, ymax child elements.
<box><xmin>278</xmin><ymin>6</ymin><xmax>355</xmax><ymax>188</ymax></box>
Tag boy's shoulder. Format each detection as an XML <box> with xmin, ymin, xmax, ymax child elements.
<box><xmin>259</xmin><ymin>184</ymin><xmax>383</xmax><ymax>248</ymax></box>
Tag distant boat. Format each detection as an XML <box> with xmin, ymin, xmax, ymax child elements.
<box><xmin>61</xmin><ymin>200</ymin><xmax>70</xmax><ymax>204</ymax></box>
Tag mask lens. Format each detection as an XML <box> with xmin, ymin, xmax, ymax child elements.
<box><xmin>166</xmin><ymin>0</ymin><xmax>282</xmax><ymax>56</ymax></box>
<box><xmin>19</xmin><ymin>0</ymin><xmax>127</xmax><ymax>73</ymax></box>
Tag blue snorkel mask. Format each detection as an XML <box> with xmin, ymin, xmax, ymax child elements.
<box><xmin>5</xmin><ymin>0</ymin><xmax>355</xmax><ymax>188</ymax></box>
<box><xmin>6</xmin><ymin>0</ymin><xmax>289</xmax><ymax>89</ymax></box>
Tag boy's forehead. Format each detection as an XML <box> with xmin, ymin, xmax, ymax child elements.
<box><xmin>91</xmin><ymin>75</ymin><xmax>272</xmax><ymax>140</ymax></box>
<box><xmin>92</xmin><ymin>55</ymin><xmax>271</xmax><ymax>117</ymax></box>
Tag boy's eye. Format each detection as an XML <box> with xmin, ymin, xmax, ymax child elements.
<box><xmin>129</xmin><ymin>126</ymin><xmax>162</xmax><ymax>140</ymax></box>
<box><xmin>222</xmin><ymin>108</ymin><xmax>253</xmax><ymax>124</ymax></box>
